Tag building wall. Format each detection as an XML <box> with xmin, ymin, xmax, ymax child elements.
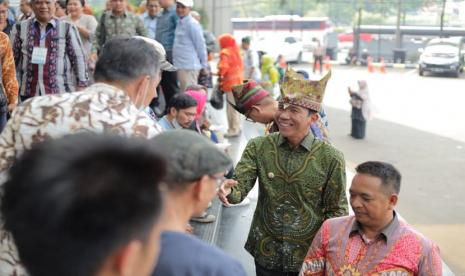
<box><xmin>195</xmin><ymin>0</ymin><xmax>232</xmax><ymax>36</ymax></box>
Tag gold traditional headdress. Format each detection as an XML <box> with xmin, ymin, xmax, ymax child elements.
<box><xmin>279</xmin><ymin>68</ymin><xmax>331</xmax><ymax>112</ymax></box>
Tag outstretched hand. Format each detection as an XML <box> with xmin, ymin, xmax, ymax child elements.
<box><xmin>217</xmin><ymin>179</ymin><xmax>238</xmax><ymax>206</ymax></box>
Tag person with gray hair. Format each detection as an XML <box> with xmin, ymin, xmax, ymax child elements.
<box><xmin>150</xmin><ymin>129</ymin><xmax>246</xmax><ymax>276</ymax></box>
<box><xmin>0</xmin><ymin>37</ymin><xmax>175</xmax><ymax>276</ymax></box>
<box><xmin>10</xmin><ymin>0</ymin><xmax>88</xmax><ymax>100</ymax></box>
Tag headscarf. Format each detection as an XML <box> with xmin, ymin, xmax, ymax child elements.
<box><xmin>185</xmin><ymin>89</ymin><xmax>207</xmax><ymax>121</ymax></box>
<box><xmin>260</xmin><ymin>55</ymin><xmax>279</xmax><ymax>85</ymax></box>
<box><xmin>218</xmin><ymin>34</ymin><xmax>243</xmax><ymax>71</ymax></box>
<box><xmin>357</xmin><ymin>80</ymin><xmax>373</xmax><ymax>120</ymax></box>
<box><xmin>217</xmin><ymin>34</ymin><xmax>243</xmax><ymax>92</ymax></box>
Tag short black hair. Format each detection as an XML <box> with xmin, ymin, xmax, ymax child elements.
<box><xmin>56</xmin><ymin>0</ymin><xmax>66</xmax><ymax>9</ymax></box>
<box><xmin>94</xmin><ymin>37</ymin><xmax>161</xmax><ymax>83</ymax></box>
<box><xmin>2</xmin><ymin>133</ymin><xmax>166</xmax><ymax>276</ymax></box>
<box><xmin>167</xmin><ymin>93</ymin><xmax>197</xmax><ymax>112</ymax></box>
<box><xmin>355</xmin><ymin>161</ymin><xmax>401</xmax><ymax>194</ymax></box>
<box><xmin>65</xmin><ymin>0</ymin><xmax>85</xmax><ymax>7</ymax></box>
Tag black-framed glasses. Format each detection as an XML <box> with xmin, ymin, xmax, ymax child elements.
<box><xmin>244</xmin><ymin>109</ymin><xmax>256</xmax><ymax>122</ymax></box>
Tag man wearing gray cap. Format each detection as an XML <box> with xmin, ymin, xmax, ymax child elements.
<box><xmin>150</xmin><ymin>129</ymin><xmax>246</xmax><ymax>276</ymax></box>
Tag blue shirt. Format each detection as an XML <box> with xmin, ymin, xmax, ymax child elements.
<box><xmin>141</xmin><ymin>12</ymin><xmax>159</xmax><ymax>40</ymax></box>
<box><xmin>152</xmin><ymin>231</ymin><xmax>246</xmax><ymax>276</ymax></box>
<box><xmin>173</xmin><ymin>14</ymin><xmax>208</xmax><ymax>70</ymax></box>
<box><xmin>155</xmin><ymin>4</ymin><xmax>177</xmax><ymax>52</ymax></box>
<box><xmin>158</xmin><ymin>115</ymin><xmax>182</xmax><ymax>131</ymax></box>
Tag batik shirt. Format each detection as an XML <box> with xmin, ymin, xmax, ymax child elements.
<box><xmin>92</xmin><ymin>11</ymin><xmax>147</xmax><ymax>54</ymax></box>
<box><xmin>0</xmin><ymin>32</ymin><xmax>18</xmax><ymax>108</ymax></box>
<box><xmin>0</xmin><ymin>82</ymin><xmax>162</xmax><ymax>276</ymax></box>
<box><xmin>10</xmin><ymin>18</ymin><xmax>88</xmax><ymax>97</ymax></box>
<box><xmin>299</xmin><ymin>214</ymin><xmax>442</xmax><ymax>276</ymax></box>
<box><xmin>228</xmin><ymin>132</ymin><xmax>348</xmax><ymax>272</ymax></box>
<box><xmin>0</xmin><ymin>82</ymin><xmax>162</xmax><ymax>172</ymax></box>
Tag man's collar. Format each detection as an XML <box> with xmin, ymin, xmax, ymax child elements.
<box><xmin>179</xmin><ymin>13</ymin><xmax>192</xmax><ymax>21</ymax></box>
<box><xmin>143</xmin><ymin>12</ymin><xmax>159</xmax><ymax>19</ymax></box>
<box><xmin>350</xmin><ymin>211</ymin><xmax>399</xmax><ymax>243</ymax></box>
<box><xmin>277</xmin><ymin>132</ymin><xmax>314</xmax><ymax>152</ymax></box>
<box><xmin>33</xmin><ymin>17</ymin><xmax>57</xmax><ymax>28</ymax></box>
<box><xmin>110</xmin><ymin>10</ymin><xmax>127</xmax><ymax>17</ymax></box>
<box><xmin>163</xmin><ymin>4</ymin><xmax>176</xmax><ymax>13</ymax></box>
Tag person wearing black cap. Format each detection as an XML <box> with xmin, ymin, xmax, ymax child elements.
<box><xmin>150</xmin><ymin>129</ymin><xmax>246</xmax><ymax>276</ymax></box>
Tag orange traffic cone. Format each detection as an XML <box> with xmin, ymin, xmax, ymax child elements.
<box><xmin>367</xmin><ymin>56</ymin><xmax>374</xmax><ymax>73</ymax></box>
<box><xmin>315</xmin><ymin>59</ymin><xmax>321</xmax><ymax>72</ymax></box>
<box><xmin>279</xmin><ymin>55</ymin><xmax>287</xmax><ymax>70</ymax></box>
<box><xmin>324</xmin><ymin>55</ymin><xmax>331</xmax><ymax>71</ymax></box>
<box><xmin>379</xmin><ymin>57</ymin><xmax>386</xmax><ymax>73</ymax></box>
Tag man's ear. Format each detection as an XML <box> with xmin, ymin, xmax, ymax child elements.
<box><xmin>113</xmin><ymin>240</ymin><xmax>143</xmax><ymax>276</ymax></box>
<box><xmin>250</xmin><ymin>105</ymin><xmax>261</xmax><ymax>113</ymax></box>
<box><xmin>309</xmin><ymin>112</ymin><xmax>319</xmax><ymax>123</ymax></box>
<box><xmin>169</xmin><ymin>107</ymin><xmax>177</xmax><ymax>117</ymax></box>
<box><xmin>388</xmin><ymin>194</ymin><xmax>398</xmax><ymax>210</ymax></box>
<box><xmin>191</xmin><ymin>175</ymin><xmax>210</xmax><ymax>202</ymax></box>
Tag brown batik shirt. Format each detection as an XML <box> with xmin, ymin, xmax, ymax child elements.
<box><xmin>0</xmin><ymin>82</ymin><xmax>162</xmax><ymax>276</ymax></box>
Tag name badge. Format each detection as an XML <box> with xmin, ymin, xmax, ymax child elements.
<box><xmin>31</xmin><ymin>47</ymin><xmax>48</xmax><ymax>65</ymax></box>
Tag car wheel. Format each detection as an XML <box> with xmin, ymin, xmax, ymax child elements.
<box><xmin>419</xmin><ymin>69</ymin><xmax>424</xmax><ymax>76</ymax></box>
<box><xmin>453</xmin><ymin>70</ymin><xmax>460</xmax><ymax>78</ymax></box>
<box><xmin>297</xmin><ymin>52</ymin><xmax>303</xmax><ymax>64</ymax></box>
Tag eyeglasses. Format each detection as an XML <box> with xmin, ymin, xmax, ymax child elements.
<box><xmin>244</xmin><ymin>109</ymin><xmax>256</xmax><ymax>122</ymax></box>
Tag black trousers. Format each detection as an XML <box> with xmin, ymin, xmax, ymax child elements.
<box><xmin>159</xmin><ymin>50</ymin><xmax>179</xmax><ymax>114</ymax></box>
<box><xmin>255</xmin><ymin>261</ymin><xmax>299</xmax><ymax>276</ymax></box>
<box><xmin>313</xmin><ymin>55</ymin><xmax>323</xmax><ymax>73</ymax></box>
<box><xmin>351</xmin><ymin>118</ymin><xmax>366</xmax><ymax>139</ymax></box>
<box><xmin>159</xmin><ymin>70</ymin><xmax>179</xmax><ymax>112</ymax></box>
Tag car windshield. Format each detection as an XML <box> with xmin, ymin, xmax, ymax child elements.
<box><xmin>424</xmin><ymin>45</ymin><xmax>457</xmax><ymax>55</ymax></box>
<box><xmin>427</xmin><ymin>41</ymin><xmax>459</xmax><ymax>48</ymax></box>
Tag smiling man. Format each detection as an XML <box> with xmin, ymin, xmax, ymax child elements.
<box><xmin>218</xmin><ymin>69</ymin><xmax>348</xmax><ymax>276</ymax></box>
<box><xmin>300</xmin><ymin>161</ymin><xmax>442</xmax><ymax>275</ymax></box>
<box><xmin>10</xmin><ymin>0</ymin><xmax>88</xmax><ymax>100</ymax></box>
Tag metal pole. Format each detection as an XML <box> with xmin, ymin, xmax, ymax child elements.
<box><xmin>440</xmin><ymin>0</ymin><xmax>446</xmax><ymax>37</ymax></box>
<box><xmin>211</xmin><ymin>0</ymin><xmax>216</xmax><ymax>36</ymax></box>
<box><xmin>395</xmin><ymin>0</ymin><xmax>402</xmax><ymax>49</ymax></box>
<box><xmin>354</xmin><ymin>7</ymin><xmax>362</xmax><ymax>59</ymax></box>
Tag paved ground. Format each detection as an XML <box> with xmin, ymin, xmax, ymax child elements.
<box><xmin>201</xmin><ymin>65</ymin><xmax>464</xmax><ymax>275</ymax></box>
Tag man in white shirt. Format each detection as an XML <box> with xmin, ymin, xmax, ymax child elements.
<box><xmin>241</xmin><ymin>36</ymin><xmax>261</xmax><ymax>81</ymax></box>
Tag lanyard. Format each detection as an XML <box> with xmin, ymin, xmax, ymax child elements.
<box><xmin>36</xmin><ymin>26</ymin><xmax>53</xmax><ymax>41</ymax></box>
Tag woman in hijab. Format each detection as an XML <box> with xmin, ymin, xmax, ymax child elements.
<box><xmin>348</xmin><ymin>80</ymin><xmax>372</xmax><ymax>139</ymax></box>
<box><xmin>218</xmin><ymin>34</ymin><xmax>244</xmax><ymax>137</ymax></box>
<box><xmin>260</xmin><ymin>55</ymin><xmax>280</xmax><ymax>98</ymax></box>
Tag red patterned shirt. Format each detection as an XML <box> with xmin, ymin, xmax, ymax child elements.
<box><xmin>300</xmin><ymin>214</ymin><xmax>442</xmax><ymax>276</ymax></box>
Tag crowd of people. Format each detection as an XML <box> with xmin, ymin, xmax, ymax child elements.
<box><xmin>0</xmin><ymin>0</ymin><xmax>444</xmax><ymax>275</ymax></box>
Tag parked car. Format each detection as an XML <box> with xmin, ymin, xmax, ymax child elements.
<box><xmin>252</xmin><ymin>36</ymin><xmax>304</xmax><ymax>63</ymax></box>
<box><xmin>418</xmin><ymin>37</ymin><xmax>465</xmax><ymax>78</ymax></box>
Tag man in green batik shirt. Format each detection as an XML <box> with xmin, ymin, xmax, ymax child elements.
<box><xmin>218</xmin><ymin>68</ymin><xmax>348</xmax><ymax>276</ymax></box>
<box><xmin>91</xmin><ymin>0</ymin><xmax>147</xmax><ymax>60</ymax></box>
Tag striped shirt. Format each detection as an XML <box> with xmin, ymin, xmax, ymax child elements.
<box><xmin>10</xmin><ymin>18</ymin><xmax>88</xmax><ymax>98</ymax></box>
